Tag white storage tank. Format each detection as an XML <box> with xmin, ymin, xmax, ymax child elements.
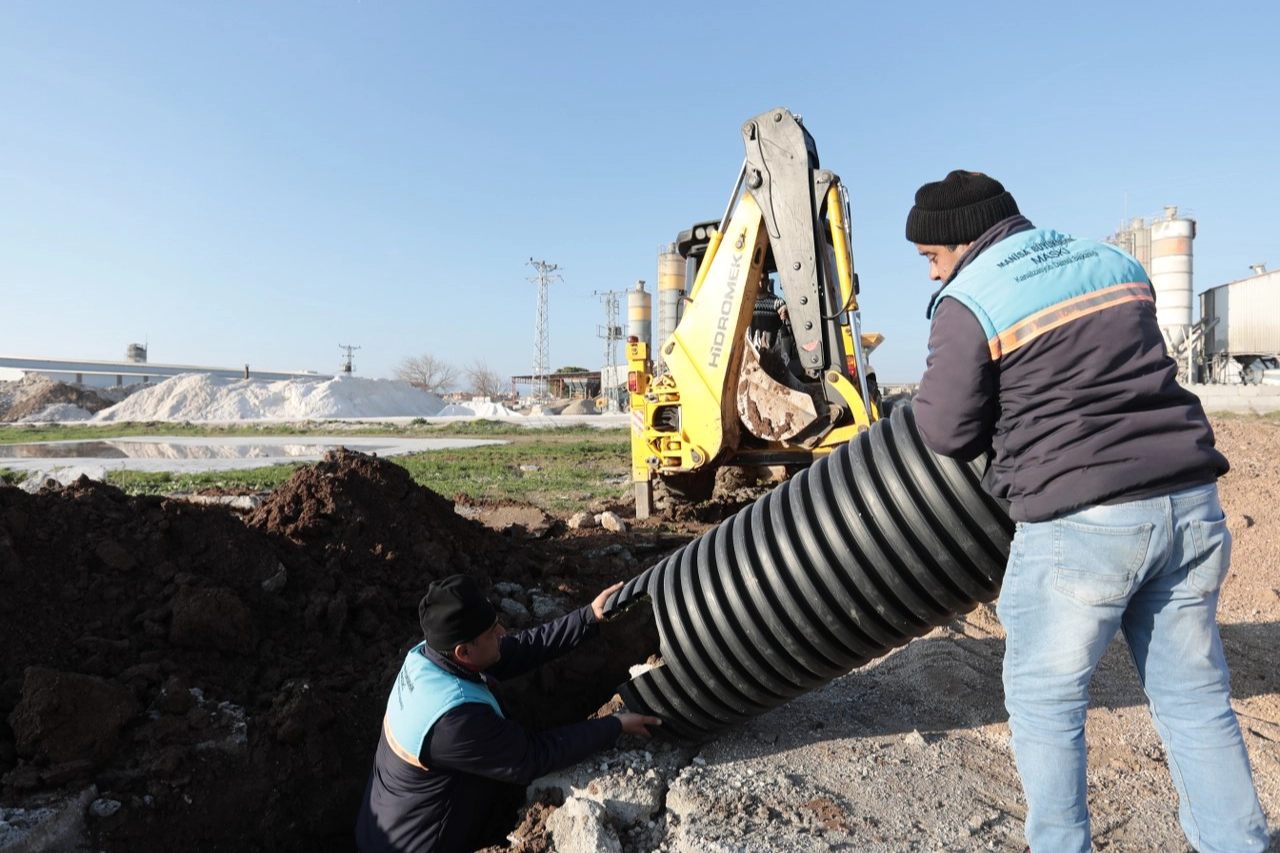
<box><xmin>1149</xmin><ymin>206</ymin><xmax>1195</xmax><ymax>346</ymax></box>
<box><xmin>656</xmin><ymin>242</ymin><xmax>686</xmax><ymax>357</ymax></box>
<box><xmin>627</xmin><ymin>280</ymin><xmax>651</xmax><ymax>349</ymax></box>
<box><xmin>1108</xmin><ymin>217</ymin><xmax>1152</xmax><ymax>268</ymax></box>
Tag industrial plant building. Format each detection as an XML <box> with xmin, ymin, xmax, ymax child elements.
<box><xmin>0</xmin><ymin>345</ymin><xmax>319</xmax><ymax>388</ymax></box>
<box><xmin>1200</xmin><ymin>264</ymin><xmax>1280</xmax><ymax>384</ymax></box>
<box><xmin>1107</xmin><ymin>208</ymin><xmax>1278</xmax><ymax>386</ymax></box>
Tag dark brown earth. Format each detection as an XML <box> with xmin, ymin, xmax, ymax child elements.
<box><xmin>0</xmin><ymin>449</ymin><xmax>677</xmax><ymax>852</ymax></box>
<box><xmin>4</xmin><ymin>418</ymin><xmax>1278</xmax><ymax>852</ymax></box>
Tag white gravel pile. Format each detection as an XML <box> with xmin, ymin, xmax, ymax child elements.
<box><xmin>437</xmin><ymin>400</ymin><xmax>521</xmax><ymax>418</ymax></box>
<box><xmin>91</xmin><ymin>373</ymin><xmax>447</xmax><ymax>422</ymax></box>
<box><xmin>18</xmin><ymin>403</ymin><xmax>95</xmax><ymax>423</ymax></box>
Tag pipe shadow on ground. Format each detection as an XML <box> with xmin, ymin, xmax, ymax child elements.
<box><xmin>619</xmin><ymin>618</ymin><xmax>1280</xmax><ymax>747</ymax></box>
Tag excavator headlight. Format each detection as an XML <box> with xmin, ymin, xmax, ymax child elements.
<box><xmin>627</xmin><ymin>371</ymin><xmax>640</xmax><ymax>393</ymax></box>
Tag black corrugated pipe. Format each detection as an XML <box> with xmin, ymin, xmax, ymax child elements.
<box><xmin>604</xmin><ymin>401</ymin><xmax>1015</xmax><ymax>743</ymax></box>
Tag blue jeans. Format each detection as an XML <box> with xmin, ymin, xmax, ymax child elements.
<box><xmin>996</xmin><ymin>483</ymin><xmax>1267</xmax><ymax>853</ymax></box>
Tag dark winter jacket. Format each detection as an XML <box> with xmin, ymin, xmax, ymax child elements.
<box><xmin>915</xmin><ymin>217</ymin><xmax>1226</xmax><ymax>522</ymax></box>
<box><xmin>354</xmin><ymin>605</ymin><xmax>622</xmax><ymax>853</ymax></box>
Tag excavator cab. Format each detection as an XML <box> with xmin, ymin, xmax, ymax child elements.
<box><xmin>628</xmin><ymin>107</ymin><xmax>882</xmax><ymax>518</ymax></box>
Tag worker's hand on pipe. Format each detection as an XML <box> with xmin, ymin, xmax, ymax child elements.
<box><xmin>614</xmin><ymin>713</ymin><xmax>662</xmax><ymax>738</ymax></box>
<box><xmin>591</xmin><ymin>582</ymin><xmax>624</xmax><ymax>621</ymax></box>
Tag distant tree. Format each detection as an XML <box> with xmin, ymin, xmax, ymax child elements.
<box><xmin>554</xmin><ymin>365</ymin><xmax>588</xmax><ymax>374</ymax></box>
<box><xmin>394</xmin><ymin>354</ymin><xmax>458</xmax><ymax>393</ymax></box>
<box><xmin>464</xmin><ymin>361</ymin><xmax>506</xmax><ymax>398</ymax></box>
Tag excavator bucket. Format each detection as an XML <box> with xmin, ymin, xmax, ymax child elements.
<box><xmin>735</xmin><ymin>340</ymin><xmax>821</xmax><ymax>442</ymax></box>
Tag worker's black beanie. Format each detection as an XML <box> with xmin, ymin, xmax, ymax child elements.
<box><xmin>419</xmin><ymin>574</ymin><xmax>497</xmax><ymax>651</ymax></box>
<box><xmin>905</xmin><ymin>170</ymin><xmax>1020</xmax><ymax>246</ymax></box>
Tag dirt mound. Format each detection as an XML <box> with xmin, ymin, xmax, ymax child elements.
<box><xmin>558</xmin><ymin>399</ymin><xmax>599</xmax><ymax>416</ymax></box>
<box><xmin>0</xmin><ymin>377</ymin><xmax>118</xmax><ymax>422</ymax></box>
<box><xmin>0</xmin><ymin>449</ymin><xmax>663</xmax><ymax>852</ymax></box>
<box><xmin>10</xmin><ymin>421</ymin><xmax>1270</xmax><ymax>852</ymax></box>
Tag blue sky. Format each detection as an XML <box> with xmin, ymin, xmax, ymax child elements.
<box><xmin>3</xmin><ymin>1</ymin><xmax>1277</xmax><ymax>384</ymax></box>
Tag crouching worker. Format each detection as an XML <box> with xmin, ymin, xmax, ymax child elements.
<box><xmin>355</xmin><ymin>574</ymin><xmax>661</xmax><ymax>853</ymax></box>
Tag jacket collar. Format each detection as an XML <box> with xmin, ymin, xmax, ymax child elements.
<box><xmin>926</xmin><ymin>215</ymin><xmax>1035</xmax><ymax>317</ymax></box>
<box><xmin>419</xmin><ymin>643</ymin><xmax>488</xmax><ymax>685</ymax></box>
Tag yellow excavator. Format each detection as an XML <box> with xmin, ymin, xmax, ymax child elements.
<box><xmin>627</xmin><ymin>107</ymin><xmax>882</xmax><ymax>519</ymax></box>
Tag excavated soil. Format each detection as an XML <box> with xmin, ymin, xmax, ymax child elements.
<box><xmin>0</xmin><ymin>449</ymin><xmax>668</xmax><ymax>851</ymax></box>
<box><xmin>2</xmin><ymin>418</ymin><xmax>1279</xmax><ymax>852</ymax></box>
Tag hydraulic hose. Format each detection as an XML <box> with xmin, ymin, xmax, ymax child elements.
<box><xmin>604</xmin><ymin>401</ymin><xmax>1013</xmax><ymax>742</ymax></box>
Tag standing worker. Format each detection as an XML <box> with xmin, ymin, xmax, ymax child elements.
<box><xmin>905</xmin><ymin>170</ymin><xmax>1268</xmax><ymax>853</ymax></box>
<box><xmin>355</xmin><ymin>574</ymin><xmax>660</xmax><ymax>853</ymax></box>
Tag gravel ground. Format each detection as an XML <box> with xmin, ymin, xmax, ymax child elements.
<box><xmin>1</xmin><ymin>374</ymin><xmax>1276</xmax><ymax>852</ymax></box>
<box><xmin>526</xmin><ymin>416</ymin><xmax>1280</xmax><ymax>853</ymax></box>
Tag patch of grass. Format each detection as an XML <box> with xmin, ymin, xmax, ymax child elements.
<box><xmin>105</xmin><ymin>465</ymin><xmax>308</xmax><ymax>495</ymax></box>
<box><xmin>395</xmin><ymin>435</ymin><xmax>630</xmax><ymax>512</ymax></box>
<box><xmin>0</xmin><ymin>422</ymin><xmax>364</xmax><ymax>444</ymax></box>
<box><xmin>424</xmin><ymin>419</ymin><xmax>622</xmax><ymax>437</ymax></box>
<box><xmin>0</xmin><ymin>420</ymin><xmax>626</xmax><ymax>443</ymax></box>
<box><xmin>0</xmin><ymin>421</ymin><xmax>633</xmax><ymax>512</ymax></box>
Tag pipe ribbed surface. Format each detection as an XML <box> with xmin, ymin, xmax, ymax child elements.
<box><xmin>605</xmin><ymin>402</ymin><xmax>1014</xmax><ymax>742</ymax></box>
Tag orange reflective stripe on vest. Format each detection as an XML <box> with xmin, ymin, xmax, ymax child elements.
<box><xmin>989</xmin><ymin>282</ymin><xmax>1153</xmax><ymax>360</ymax></box>
<box><xmin>383</xmin><ymin>714</ymin><xmax>429</xmax><ymax>770</ymax></box>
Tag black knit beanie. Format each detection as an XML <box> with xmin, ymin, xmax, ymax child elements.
<box><xmin>419</xmin><ymin>574</ymin><xmax>497</xmax><ymax>650</ymax></box>
<box><xmin>905</xmin><ymin>170</ymin><xmax>1020</xmax><ymax>246</ymax></box>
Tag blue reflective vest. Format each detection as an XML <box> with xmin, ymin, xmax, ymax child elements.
<box><xmin>927</xmin><ymin>228</ymin><xmax>1154</xmax><ymax>362</ymax></box>
<box><xmin>382</xmin><ymin>643</ymin><xmax>504</xmax><ymax>768</ymax></box>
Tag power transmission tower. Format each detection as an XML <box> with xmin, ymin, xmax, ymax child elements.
<box><xmin>526</xmin><ymin>258</ymin><xmax>561</xmax><ymax>398</ymax></box>
<box><xmin>594</xmin><ymin>288</ymin><xmax>627</xmax><ymax>407</ymax></box>
<box><xmin>339</xmin><ymin>344</ymin><xmax>361</xmax><ymax>374</ymax></box>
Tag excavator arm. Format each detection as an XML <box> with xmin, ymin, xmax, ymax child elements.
<box><xmin>629</xmin><ymin>107</ymin><xmax>881</xmax><ymax>518</ymax></box>
<box><xmin>743</xmin><ymin>108</ymin><xmax>836</xmax><ymax>381</ymax></box>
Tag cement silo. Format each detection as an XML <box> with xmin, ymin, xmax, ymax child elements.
<box><xmin>1149</xmin><ymin>206</ymin><xmax>1195</xmax><ymax>347</ymax></box>
<box><xmin>656</xmin><ymin>242</ymin><xmax>687</xmax><ymax>366</ymax></box>
<box><xmin>1109</xmin><ymin>217</ymin><xmax>1152</xmax><ymax>268</ymax></box>
<box><xmin>627</xmin><ymin>280</ymin><xmax>652</xmax><ymax>349</ymax></box>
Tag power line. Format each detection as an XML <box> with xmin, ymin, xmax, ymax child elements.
<box><xmin>594</xmin><ymin>287</ymin><xmax>628</xmax><ymax>405</ymax></box>
<box><xmin>339</xmin><ymin>344</ymin><xmax>361</xmax><ymax>374</ymax></box>
<box><xmin>526</xmin><ymin>259</ymin><xmax>561</xmax><ymax>398</ymax></box>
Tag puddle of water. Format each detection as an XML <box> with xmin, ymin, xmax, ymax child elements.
<box><xmin>0</xmin><ymin>441</ymin><xmax>335</xmax><ymax>460</ymax></box>
<box><xmin>0</xmin><ymin>441</ymin><xmax>127</xmax><ymax>459</ymax></box>
<box><xmin>0</xmin><ymin>437</ymin><xmax>507</xmax><ymax>475</ymax></box>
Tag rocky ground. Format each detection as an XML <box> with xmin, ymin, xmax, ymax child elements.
<box><xmin>0</xmin><ymin>403</ymin><xmax>1276</xmax><ymax>852</ymax></box>
<box><xmin>508</xmin><ymin>417</ymin><xmax>1280</xmax><ymax>853</ymax></box>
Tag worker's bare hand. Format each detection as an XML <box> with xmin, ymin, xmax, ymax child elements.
<box><xmin>591</xmin><ymin>582</ymin><xmax>624</xmax><ymax>621</ymax></box>
<box><xmin>614</xmin><ymin>713</ymin><xmax>662</xmax><ymax>738</ymax></box>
